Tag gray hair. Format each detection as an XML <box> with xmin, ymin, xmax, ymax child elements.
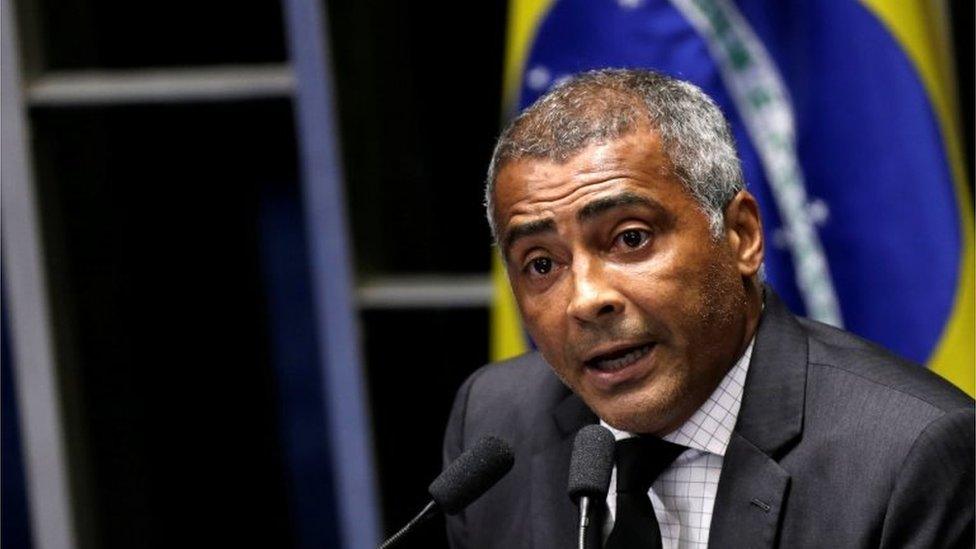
<box><xmin>485</xmin><ymin>68</ymin><xmax>744</xmax><ymax>241</ymax></box>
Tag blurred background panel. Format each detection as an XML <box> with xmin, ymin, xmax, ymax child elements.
<box><xmin>1</xmin><ymin>2</ymin><xmax>972</xmax><ymax>549</ymax></box>
<box><xmin>4</xmin><ymin>0</ymin><xmax>353</xmax><ymax>547</ymax></box>
<box><xmin>327</xmin><ymin>2</ymin><xmax>501</xmax><ymax>275</ymax></box>
<box><xmin>31</xmin><ymin>100</ymin><xmax>297</xmax><ymax>548</ymax></box>
<box><xmin>326</xmin><ymin>1</ymin><xmax>506</xmax><ymax>546</ymax></box>
<box><xmin>4</xmin><ymin>0</ymin><xmax>505</xmax><ymax>546</ymax></box>
<box><xmin>23</xmin><ymin>0</ymin><xmax>286</xmax><ymax>70</ymax></box>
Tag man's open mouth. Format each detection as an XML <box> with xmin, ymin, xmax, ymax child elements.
<box><xmin>584</xmin><ymin>344</ymin><xmax>653</xmax><ymax>372</ymax></box>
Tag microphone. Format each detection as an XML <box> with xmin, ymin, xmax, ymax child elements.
<box><xmin>379</xmin><ymin>435</ymin><xmax>515</xmax><ymax>548</ymax></box>
<box><xmin>568</xmin><ymin>425</ymin><xmax>615</xmax><ymax>549</ymax></box>
<box><xmin>428</xmin><ymin>435</ymin><xmax>515</xmax><ymax>514</ymax></box>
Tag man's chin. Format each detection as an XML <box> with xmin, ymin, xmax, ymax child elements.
<box><xmin>599</xmin><ymin>410</ymin><xmax>666</xmax><ymax>435</ymax></box>
<box><xmin>559</xmin><ymin>364</ymin><xmax>689</xmax><ymax>434</ymax></box>
<box><xmin>587</xmin><ymin>392</ymin><xmax>679</xmax><ymax>436</ymax></box>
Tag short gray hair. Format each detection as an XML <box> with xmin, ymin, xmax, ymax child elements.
<box><xmin>485</xmin><ymin>68</ymin><xmax>744</xmax><ymax>240</ymax></box>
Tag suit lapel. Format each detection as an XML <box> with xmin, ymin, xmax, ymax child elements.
<box><xmin>530</xmin><ymin>389</ymin><xmax>596</xmax><ymax>548</ymax></box>
<box><xmin>709</xmin><ymin>432</ymin><xmax>791</xmax><ymax>547</ymax></box>
<box><xmin>709</xmin><ymin>289</ymin><xmax>807</xmax><ymax>548</ymax></box>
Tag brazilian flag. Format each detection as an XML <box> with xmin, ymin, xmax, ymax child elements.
<box><xmin>491</xmin><ymin>0</ymin><xmax>973</xmax><ymax>396</ymax></box>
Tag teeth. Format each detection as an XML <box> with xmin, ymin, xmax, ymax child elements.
<box><xmin>593</xmin><ymin>345</ymin><xmax>651</xmax><ymax>372</ymax></box>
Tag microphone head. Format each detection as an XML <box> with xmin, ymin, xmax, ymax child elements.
<box><xmin>428</xmin><ymin>435</ymin><xmax>515</xmax><ymax>515</ymax></box>
<box><xmin>567</xmin><ymin>424</ymin><xmax>615</xmax><ymax>503</ymax></box>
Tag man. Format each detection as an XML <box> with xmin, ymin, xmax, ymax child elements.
<box><xmin>443</xmin><ymin>69</ymin><xmax>974</xmax><ymax>548</ymax></box>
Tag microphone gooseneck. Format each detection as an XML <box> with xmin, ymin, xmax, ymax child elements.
<box><xmin>568</xmin><ymin>425</ymin><xmax>616</xmax><ymax>549</ymax></box>
<box><xmin>377</xmin><ymin>501</ymin><xmax>436</xmax><ymax>549</ymax></box>
<box><xmin>378</xmin><ymin>435</ymin><xmax>515</xmax><ymax>548</ymax></box>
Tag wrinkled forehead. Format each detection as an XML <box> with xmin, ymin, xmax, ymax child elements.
<box><xmin>492</xmin><ymin>130</ymin><xmax>675</xmax><ymax>227</ymax></box>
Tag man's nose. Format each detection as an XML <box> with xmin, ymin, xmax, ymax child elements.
<box><xmin>566</xmin><ymin>258</ymin><xmax>625</xmax><ymax>324</ymax></box>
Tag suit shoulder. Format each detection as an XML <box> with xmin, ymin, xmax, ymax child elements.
<box><xmin>463</xmin><ymin>352</ymin><xmax>569</xmax><ymax>417</ymax></box>
<box><xmin>799</xmin><ymin>317</ymin><xmax>973</xmax><ymax>416</ymax></box>
<box><xmin>465</xmin><ymin>351</ymin><xmax>558</xmax><ymax>397</ymax></box>
<box><xmin>451</xmin><ymin>352</ymin><xmax>568</xmax><ymax>445</ymax></box>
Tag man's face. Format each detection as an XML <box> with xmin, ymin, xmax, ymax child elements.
<box><xmin>493</xmin><ymin>129</ymin><xmax>759</xmax><ymax>435</ymax></box>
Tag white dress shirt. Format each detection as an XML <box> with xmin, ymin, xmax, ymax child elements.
<box><xmin>601</xmin><ymin>339</ymin><xmax>754</xmax><ymax>549</ymax></box>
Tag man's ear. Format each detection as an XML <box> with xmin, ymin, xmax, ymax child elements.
<box><xmin>723</xmin><ymin>190</ymin><xmax>763</xmax><ymax>277</ymax></box>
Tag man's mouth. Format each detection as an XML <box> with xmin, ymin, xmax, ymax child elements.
<box><xmin>584</xmin><ymin>343</ymin><xmax>654</xmax><ymax>372</ymax></box>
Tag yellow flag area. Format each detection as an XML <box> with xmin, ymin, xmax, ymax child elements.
<box><xmin>501</xmin><ymin>0</ymin><xmax>557</xmax><ymax>111</ymax></box>
<box><xmin>490</xmin><ymin>0</ymin><xmax>554</xmax><ymax>361</ymax></box>
<box><xmin>491</xmin><ymin>252</ymin><xmax>527</xmax><ymax>361</ymax></box>
<box><xmin>860</xmin><ymin>0</ymin><xmax>975</xmax><ymax>396</ymax></box>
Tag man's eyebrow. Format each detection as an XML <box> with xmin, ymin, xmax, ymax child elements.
<box><xmin>578</xmin><ymin>192</ymin><xmax>658</xmax><ymax>222</ymax></box>
<box><xmin>501</xmin><ymin>218</ymin><xmax>556</xmax><ymax>257</ymax></box>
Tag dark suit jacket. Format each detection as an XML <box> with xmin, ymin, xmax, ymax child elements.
<box><xmin>443</xmin><ymin>291</ymin><xmax>974</xmax><ymax>548</ymax></box>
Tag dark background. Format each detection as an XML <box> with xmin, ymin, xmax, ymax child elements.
<box><xmin>3</xmin><ymin>0</ymin><xmax>972</xmax><ymax>548</ymax></box>
<box><xmin>10</xmin><ymin>0</ymin><xmax>506</xmax><ymax>547</ymax></box>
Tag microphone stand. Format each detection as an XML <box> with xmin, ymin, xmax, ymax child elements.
<box><xmin>378</xmin><ymin>501</ymin><xmax>437</xmax><ymax>549</ymax></box>
<box><xmin>577</xmin><ymin>496</ymin><xmax>591</xmax><ymax>549</ymax></box>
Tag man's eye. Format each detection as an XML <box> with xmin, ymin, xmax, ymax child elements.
<box><xmin>616</xmin><ymin>229</ymin><xmax>649</xmax><ymax>249</ymax></box>
<box><xmin>527</xmin><ymin>256</ymin><xmax>553</xmax><ymax>275</ymax></box>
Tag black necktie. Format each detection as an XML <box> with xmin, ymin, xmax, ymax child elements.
<box><xmin>605</xmin><ymin>436</ymin><xmax>686</xmax><ymax>549</ymax></box>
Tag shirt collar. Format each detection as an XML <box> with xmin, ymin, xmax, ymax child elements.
<box><xmin>601</xmin><ymin>336</ymin><xmax>754</xmax><ymax>457</ymax></box>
